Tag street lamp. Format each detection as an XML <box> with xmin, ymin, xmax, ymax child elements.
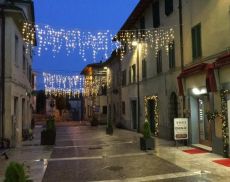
<box><xmin>132</xmin><ymin>41</ymin><xmax>140</xmax><ymax>132</ymax></box>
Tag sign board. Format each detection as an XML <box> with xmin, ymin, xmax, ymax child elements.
<box><xmin>174</xmin><ymin>118</ymin><xmax>188</xmax><ymax>140</ymax></box>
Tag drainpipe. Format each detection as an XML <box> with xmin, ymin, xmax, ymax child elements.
<box><xmin>179</xmin><ymin>0</ymin><xmax>185</xmax><ymax>117</ymax></box>
<box><xmin>1</xmin><ymin>7</ymin><xmax>5</xmax><ymax>138</ymax></box>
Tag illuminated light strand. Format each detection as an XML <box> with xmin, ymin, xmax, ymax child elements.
<box><xmin>83</xmin><ymin>75</ymin><xmax>107</xmax><ymax>97</ymax></box>
<box><xmin>22</xmin><ymin>22</ymin><xmax>175</xmax><ymax>61</ymax></box>
<box><xmin>43</xmin><ymin>72</ymin><xmax>84</xmax><ymax>97</ymax></box>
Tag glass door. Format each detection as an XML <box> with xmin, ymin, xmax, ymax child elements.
<box><xmin>198</xmin><ymin>96</ymin><xmax>211</xmax><ymax>146</ymax></box>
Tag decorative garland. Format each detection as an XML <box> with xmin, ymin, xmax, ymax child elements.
<box><xmin>220</xmin><ymin>89</ymin><xmax>230</xmax><ymax>157</ymax></box>
<box><xmin>43</xmin><ymin>72</ymin><xmax>84</xmax><ymax>97</ymax></box>
<box><xmin>144</xmin><ymin>96</ymin><xmax>159</xmax><ymax>136</ymax></box>
<box><xmin>22</xmin><ymin>22</ymin><xmax>175</xmax><ymax>61</ymax></box>
<box><xmin>205</xmin><ymin>110</ymin><xmax>219</xmax><ymax>122</ymax></box>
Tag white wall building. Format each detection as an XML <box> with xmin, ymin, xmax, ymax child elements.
<box><xmin>116</xmin><ymin>0</ymin><xmax>230</xmax><ymax>156</ymax></box>
<box><xmin>0</xmin><ymin>0</ymin><xmax>35</xmax><ymax>147</ymax></box>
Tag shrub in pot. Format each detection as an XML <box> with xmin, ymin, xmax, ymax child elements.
<box><xmin>140</xmin><ymin>121</ymin><xmax>155</xmax><ymax>150</ymax></box>
<box><xmin>41</xmin><ymin>116</ymin><xmax>56</xmax><ymax>145</ymax></box>
<box><xmin>4</xmin><ymin>162</ymin><xmax>30</xmax><ymax>182</ymax></box>
<box><xmin>106</xmin><ymin>119</ymin><xmax>113</xmax><ymax>135</ymax></box>
<box><xmin>90</xmin><ymin>115</ymin><xmax>99</xmax><ymax>126</ymax></box>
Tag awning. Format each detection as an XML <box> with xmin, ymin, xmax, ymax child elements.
<box><xmin>214</xmin><ymin>54</ymin><xmax>230</xmax><ymax>68</ymax></box>
<box><xmin>177</xmin><ymin>63</ymin><xmax>217</xmax><ymax>96</ymax></box>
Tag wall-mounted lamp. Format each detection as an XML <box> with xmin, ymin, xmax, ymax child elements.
<box><xmin>192</xmin><ymin>88</ymin><xmax>207</xmax><ymax>95</ymax></box>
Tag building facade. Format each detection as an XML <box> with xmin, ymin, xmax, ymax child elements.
<box><xmin>113</xmin><ymin>0</ymin><xmax>230</xmax><ymax>156</ymax></box>
<box><xmin>103</xmin><ymin>51</ymin><xmax>122</xmax><ymax>127</ymax></box>
<box><xmin>81</xmin><ymin>63</ymin><xmax>107</xmax><ymax>124</ymax></box>
<box><xmin>0</xmin><ymin>0</ymin><xmax>35</xmax><ymax>147</ymax></box>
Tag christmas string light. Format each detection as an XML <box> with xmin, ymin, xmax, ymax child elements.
<box><xmin>22</xmin><ymin>22</ymin><xmax>175</xmax><ymax>61</ymax></box>
<box><xmin>43</xmin><ymin>72</ymin><xmax>84</xmax><ymax>97</ymax></box>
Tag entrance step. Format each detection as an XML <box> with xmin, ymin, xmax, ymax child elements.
<box><xmin>192</xmin><ymin>144</ymin><xmax>212</xmax><ymax>152</ymax></box>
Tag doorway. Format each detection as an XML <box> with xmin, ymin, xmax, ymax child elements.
<box><xmin>144</xmin><ymin>96</ymin><xmax>159</xmax><ymax>136</ymax></box>
<box><xmin>147</xmin><ymin>99</ymin><xmax>155</xmax><ymax>133</ymax></box>
<box><xmin>131</xmin><ymin>100</ymin><xmax>137</xmax><ymax>130</ymax></box>
<box><xmin>169</xmin><ymin>92</ymin><xmax>178</xmax><ymax>139</ymax></box>
<box><xmin>198</xmin><ymin>96</ymin><xmax>211</xmax><ymax>146</ymax></box>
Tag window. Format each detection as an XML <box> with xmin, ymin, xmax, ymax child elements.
<box><xmin>15</xmin><ymin>35</ymin><xmax>19</xmax><ymax>66</ymax></box>
<box><xmin>140</xmin><ymin>16</ymin><xmax>145</xmax><ymax>30</ymax></box>
<box><xmin>129</xmin><ymin>66</ymin><xmax>131</xmax><ymax>84</ymax></box>
<box><xmin>156</xmin><ymin>50</ymin><xmax>162</xmax><ymax>74</ymax></box>
<box><xmin>101</xmin><ymin>85</ymin><xmax>107</xmax><ymax>95</ymax></box>
<box><xmin>192</xmin><ymin>23</ymin><xmax>202</xmax><ymax>60</ymax></box>
<box><xmin>122</xmin><ymin>102</ymin><xmax>125</xmax><ymax>114</ymax></box>
<box><xmin>23</xmin><ymin>46</ymin><xmax>26</xmax><ymax>72</ymax></box>
<box><xmin>132</xmin><ymin>64</ymin><xmax>136</xmax><ymax>83</ymax></box>
<box><xmin>165</xmin><ymin>0</ymin><xmax>173</xmax><ymax>16</ymax></box>
<box><xmin>122</xmin><ymin>70</ymin><xmax>126</xmax><ymax>86</ymax></box>
<box><xmin>152</xmin><ymin>1</ymin><xmax>160</xmax><ymax>28</ymax></box>
<box><xmin>102</xmin><ymin>106</ymin><xmax>107</xmax><ymax>114</ymax></box>
<box><xmin>169</xmin><ymin>41</ymin><xmax>175</xmax><ymax>69</ymax></box>
<box><xmin>140</xmin><ymin>16</ymin><xmax>145</xmax><ymax>37</ymax></box>
<box><xmin>142</xmin><ymin>59</ymin><xmax>147</xmax><ymax>79</ymax></box>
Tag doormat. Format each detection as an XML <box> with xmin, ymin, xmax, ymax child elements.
<box><xmin>182</xmin><ymin>148</ymin><xmax>208</xmax><ymax>154</ymax></box>
<box><xmin>213</xmin><ymin>159</ymin><xmax>230</xmax><ymax>167</ymax></box>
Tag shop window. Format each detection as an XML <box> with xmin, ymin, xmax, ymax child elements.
<box><xmin>192</xmin><ymin>23</ymin><xmax>202</xmax><ymax>60</ymax></box>
<box><xmin>165</xmin><ymin>0</ymin><xmax>173</xmax><ymax>16</ymax></box>
<box><xmin>152</xmin><ymin>1</ymin><xmax>160</xmax><ymax>28</ymax></box>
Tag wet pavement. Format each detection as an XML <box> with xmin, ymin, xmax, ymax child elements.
<box><xmin>1</xmin><ymin>122</ymin><xmax>230</xmax><ymax>181</ymax></box>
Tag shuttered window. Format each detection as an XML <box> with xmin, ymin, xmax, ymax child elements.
<box><xmin>152</xmin><ymin>1</ymin><xmax>160</xmax><ymax>28</ymax></box>
<box><xmin>192</xmin><ymin>23</ymin><xmax>202</xmax><ymax>60</ymax></box>
<box><xmin>165</xmin><ymin>0</ymin><xmax>173</xmax><ymax>16</ymax></box>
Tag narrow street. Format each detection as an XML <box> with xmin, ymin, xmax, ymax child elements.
<box><xmin>39</xmin><ymin>123</ymin><xmax>229</xmax><ymax>182</ymax></box>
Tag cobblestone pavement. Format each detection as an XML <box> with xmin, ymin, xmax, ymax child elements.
<box><xmin>1</xmin><ymin>122</ymin><xmax>230</xmax><ymax>182</ymax></box>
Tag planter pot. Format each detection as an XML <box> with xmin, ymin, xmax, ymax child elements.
<box><xmin>106</xmin><ymin>127</ymin><xmax>113</xmax><ymax>135</ymax></box>
<box><xmin>140</xmin><ymin>137</ymin><xmax>155</xmax><ymax>150</ymax></box>
<box><xmin>41</xmin><ymin>129</ymin><xmax>56</xmax><ymax>145</ymax></box>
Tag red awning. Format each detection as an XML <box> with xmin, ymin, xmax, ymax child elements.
<box><xmin>177</xmin><ymin>63</ymin><xmax>217</xmax><ymax>96</ymax></box>
<box><xmin>215</xmin><ymin>54</ymin><xmax>230</xmax><ymax>68</ymax></box>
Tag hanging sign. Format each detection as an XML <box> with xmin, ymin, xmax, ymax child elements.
<box><xmin>174</xmin><ymin>118</ymin><xmax>188</xmax><ymax>140</ymax></box>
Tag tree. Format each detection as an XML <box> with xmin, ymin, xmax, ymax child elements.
<box><xmin>55</xmin><ymin>96</ymin><xmax>66</xmax><ymax>116</ymax></box>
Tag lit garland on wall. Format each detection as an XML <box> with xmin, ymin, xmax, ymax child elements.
<box><xmin>115</xmin><ymin>28</ymin><xmax>175</xmax><ymax>59</ymax></box>
<box><xmin>144</xmin><ymin>96</ymin><xmax>159</xmax><ymax>136</ymax></box>
<box><xmin>22</xmin><ymin>22</ymin><xmax>175</xmax><ymax>61</ymax></box>
<box><xmin>43</xmin><ymin>72</ymin><xmax>84</xmax><ymax>97</ymax></box>
<box><xmin>84</xmin><ymin>74</ymin><xmax>107</xmax><ymax>97</ymax></box>
<box><xmin>220</xmin><ymin>89</ymin><xmax>230</xmax><ymax>157</ymax></box>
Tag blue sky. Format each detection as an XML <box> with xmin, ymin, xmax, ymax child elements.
<box><xmin>33</xmin><ymin>0</ymin><xmax>139</xmax><ymax>89</ymax></box>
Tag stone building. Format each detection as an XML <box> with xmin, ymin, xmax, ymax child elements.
<box><xmin>0</xmin><ymin>0</ymin><xmax>35</xmax><ymax>146</ymax></box>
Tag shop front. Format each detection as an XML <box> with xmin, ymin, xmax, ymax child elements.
<box><xmin>177</xmin><ymin>63</ymin><xmax>217</xmax><ymax>150</ymax></box>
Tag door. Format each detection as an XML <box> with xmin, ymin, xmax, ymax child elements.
<box><xmin>198</xmin><ymin>96</ymin><xmax>211</xmax><ymax>146</ymax></box>
<box><xmin>169</xmin><ymin>92</ymin><xmax>178</xmax><ymax>139</ymax></box>
<box><xmin>131</xmin><ymin>100</ymin><xmax>137</xmax><ymax>130</ymax></box>
<box><xmin>147</xmin><ymin>99</ymin><xmax>155</xmax><ymax>133</ymax></box>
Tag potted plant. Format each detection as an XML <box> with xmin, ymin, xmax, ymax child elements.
<box><xmin>140</xmin><ymin>121</ymin><xmax>155</xmax><ymax>150</ymax></box>
<box><xmin>4</xmin><ymin>161</ymin><xmax>31</xmax><ymax>182</ymax></box>
<box><xmin>90</xmin><ymin>115</ymin><xmax>99</xmax><ymax>126</ymax></box>
<box><xmin>106</xmin><ymin>119</ymin><xmax>113</xmax><ymax>135</ymax></box>
<box><xmin>41</xmin><ymin>116</ymin><xmax>56</xmax><ymax>145</ymax></box>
